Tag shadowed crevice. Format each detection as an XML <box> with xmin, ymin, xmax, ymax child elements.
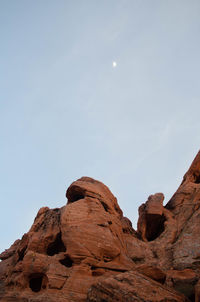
<box><xmin>59</xmin><ymin>255</ymin><xmax>73</xmax><ymax>267</ymax></box>
<box><xmin>194</xmin><ymin>173</ymin><xmax>200</xmax><ymax>184</ymax></box>
<box><xmin>17</xmin><ymin>246</ymin><xmax>27</xmax><ymax>261</ymax></box>
<box><xmin>47</xmin><ymin>232</ymin><xmax>66</xmax><ymax>256</ymax></box>
<box><xmin>67</xmin><ymin>185</ymin><xmax>86</xmax><ymax>203</ymax></box>
<box><xmin>146</xmin><ymin>214</ymin><xmax>166</xmax><ymax>241</ymax></box>
<box><xmin>100</xmin><ymin>201</ymin><xmax>109</xmax><ymax>212</ymax></box>
<box><xmin>29</xmin><ymin>273</ymin><xmax>48</xmax><ymax>292</ymax></box>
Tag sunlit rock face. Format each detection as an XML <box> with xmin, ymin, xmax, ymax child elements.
<box><xmin>1</xmin><ymin>152</ymin><xmax>200</xmax><ymax>302</ymax></box>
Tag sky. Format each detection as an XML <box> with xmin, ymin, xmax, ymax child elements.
<box><xmin>0</xmin><ymin>0</ymin><xmax>200</xmax><ymax>253</ymax></box>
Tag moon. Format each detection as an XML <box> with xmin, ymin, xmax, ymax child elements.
<box><xmin>112</xmin><ymin>61</ymin><xmax>117</xmax><ymax>68</ymax></box>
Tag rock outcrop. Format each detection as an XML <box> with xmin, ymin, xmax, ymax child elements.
<box><xmin>1</xmin><ymin>152</ymin><xmax>200</xmax><ymax>301</ymax></box>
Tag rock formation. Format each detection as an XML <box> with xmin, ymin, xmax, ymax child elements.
<box><xmin>1</xmin><ymin>152</ymin><xmax>200</xmax><ymax>301</ymax></box>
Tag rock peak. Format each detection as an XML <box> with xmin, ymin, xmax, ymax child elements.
<box><xmin>182</xmin><ymin>150</ymin><xmax>200</xmax><ymax>184</ymax></box>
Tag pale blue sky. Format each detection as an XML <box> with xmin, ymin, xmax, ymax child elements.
<box><xmin>1</xmin><ymin>0</ymin><xmax>200</xmax><ymax>253</ymax></box>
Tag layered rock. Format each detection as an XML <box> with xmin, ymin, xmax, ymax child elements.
<box><xmin>1</xmin><ymin>152</ymin><xmax>200</xmax><ymax>301</ymax></box>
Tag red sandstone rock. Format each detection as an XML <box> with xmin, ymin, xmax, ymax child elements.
<box><xmin>86</xmin><ymin>271</ymin><xmax>189</xmax><ymax>302</ymax></box>
<box><xmin>136</xmin><ymin>264</ymin><xmax>166</xmax><ymax>284</ymax></box>
<box><xmin>137</xmin><ymin>193</ymin><xmax>165</xmax><ymax>241</ymax></box>
<box><xmin>166</xmin><ymin>269</ymin><xmax>197</xmax><ymax>298</ymax></box>
<box><xmin>1</xmin><ymin>152</ymin><xmax>200</xmax><ymax>301</ymax></box>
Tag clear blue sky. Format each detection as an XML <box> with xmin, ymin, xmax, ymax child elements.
<box><xmin>1</xmin><ymin>0</ymin><xmax>200</xmax><ymax>253</ymax></box>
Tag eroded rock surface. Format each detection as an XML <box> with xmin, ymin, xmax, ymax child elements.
<box><xmin>1</xmin><ymin>152</ymin><xmax>200</xmax><ymax>301</ymax></box>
